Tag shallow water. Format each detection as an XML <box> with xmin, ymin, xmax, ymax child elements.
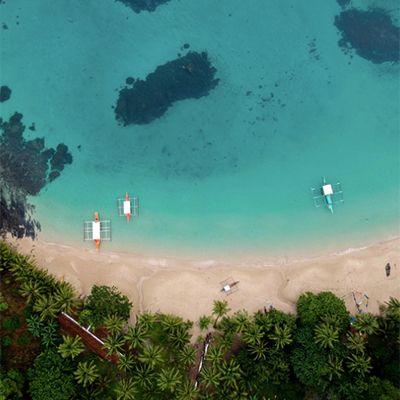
<box><xmin>1</xmin><ymin>0</ymin><xmax>399</xmax><ymax>257</ymax></box>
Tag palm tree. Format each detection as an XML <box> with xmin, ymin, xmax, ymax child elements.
<box><xmin>118</xmin><ymin>353</ymin><xmax>136</xmax><ymax>373</ymax></box>
<box><xmin>206</xmin><ymin>344</ymin><xmax>224</xmax><ymax>364</ymax></box>
<box><xmin>346</xmin><ymin>353</ymin><xmax>372</xmax><ymax>377</ymax></box>
<box><xmin>178</xmin><ymin>345</ymin><xmax>196</xmax><ymax>367</ymax></box>
<box><xmin>314</xmin><ymin>322</ymin><xmax>339</xmax><ymax>349</ymax></box>
<box><xmin>352</xmin><ymin>313</ymin><xmax>379</xmax><ymax>335</ymax></box>
<box><xmin>160</xmin><ymin>314</ymin><xmax>182</xmax><ymax>332</ymax></box>
<box><xmin>133</xmin><ymin>364</ymin><xmax>155</xmax><ymax>391</ymax></box>
<box><xmin>157</xmin><ymin>367</ymin><xmax>181</xmax><ymax>392</ymax></box>
<box><xmin>104</xmin><ymin>314</ymin><xmax>125</xmax><ymax>336</ymax></box>
<box><xmin>176</xmin><ymin>378</ymin><xmax>198</xmax><ymax>400</ymax></box>
<box><xmin>383</xmin><ymin>297</ymin><xmax>400</xmax><ymax>322</ymax></box>
<box><xmin>248</xmin><ymin>339</ymin><xmax>267</xmax><ymax>361</ymax></box>
<box><xmin>326</xmin><ymin>355</ymin><xmax>343</xmax><ymax>381</ymax></box>
<box><xmin>200</xmin><ymin>366</ymin><xmax>222</xmax><ymax>389</ymax></box>
<box><xmin>74</xmin><ymin>360</ymin><xmax>100</xmax><ymax>387</ymax></box>
<box><xmin>58</xmin><ymin>335</ymin><xmax>85</xmax><ymax>359</ymax></box>
<box><xmin>212</xmin><ymin>300</ymin><xmax>230</xmax><ymax>328</ymax></box>
<box><xmin>26</xmin><ymin>314</ymin><xmax>44</xmax><ymax>338</ymax></box>
<box><xmin>136</xmin><ymin>312</ymin><xmax>156</xmax><ymax>333</ymax></box>
<box><xmin>19</xmin><ymin>280</ymin><xmax>44</xmax><ymax>304</ymax></box>
<box><xmin>170</xmin><ymin>325</ymin><xmax>191</xmax><ymax>350</ymax></box>
<box><xmin>231</xmin><ymin>310</ymin><xmax>250</xmax><ymax>333</ymax></box>
<box><xmin>218</xmin><ymin>359</ymin><xmax>242</xmax><ymax>391</ymax></box>
<box><xmin>199</xmin><ymin>315</ymin><xmax>212</xmax><ymax>331</ymax></box>
<box><xmin>125</xmin><ymin>324</ymin><xmax>146</xmax><ymax>350</ymax></box>
<box><xmin>54</xmin><ymin>283</ymin><xmax>79</xmax><ymax>314</ymax></box>
<box><xmin>269</xmin><ymin>324</ymin><xmax>293</xmax><ymax>349</ymax></box>
<box><xmin>345</xmin><ymin>332</ymin><xmax>366</xmax><ymax>353</ymax></box>
<box><xmin>114</xmin><ymin>377</ymin><xmax>137</xmax><ymax>400</ymax></box>
<box><xmin>41</xmin><ymin>320</ymin><xmax>59</xmax><ymax>348</ymax></box>
<box><xmin>138</xmin><ymin>344</ymin><xmax>164</xmax><ymax>369</ymax></box>
<box><xmin>104</xmin><ymin>334</ymin><xmax>125</xmax><ymax>356</ymax></box>
<box><xmin>242</xmin><ymin>323</ymin><xmax>264</xmax><ymax>346</ymax></box>
<box><xmin>33</xmin><ymin>295</ymin><xmax>58</xmax><ymax>321</ymax></box>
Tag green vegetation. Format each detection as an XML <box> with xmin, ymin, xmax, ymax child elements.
<box><xmin>1</xmin><ymin>241</ymin><xmax>399</xmax><ymax>399</ymax></box>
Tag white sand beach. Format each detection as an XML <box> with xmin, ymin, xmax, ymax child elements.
<box><xmin>7</xmin><ymin>236</ymin><xmax>400</xmax><ymax>327</ymax></box>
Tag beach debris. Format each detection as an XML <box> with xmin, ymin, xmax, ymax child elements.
<box><xmin>311</xmin><ymin>177</ymin><xmax>344</xmax><ymax>214</ymax></box>
<box><xmin>114</xmin><ymin>51</ymin><xmax>219</xmax><ymax>125</ymax></box>
<box><xmin>352</xmin><ymin>291</ymin><xmax>369</xmax><ymax>314</ymax></box>
<box><xmin>117</xmin><ymin>192</ymin><xmax>139</xmax><ymax>222</ymax></box>
<box><xmin>264</xmin><ymin>302</ymin><xmax>275</xmax><ymax>313</ymax></box>
<box><xmin>83</xmin><ymin>212</ymin><xmax>111</xmax><ymax>250</ymax></box>
<box><xmin>220</xmin><ymin>277</ymin><xmax>239</xmax><ymax>295</ymax></box>
<box><xmin>385</xmin><ymin>263</ymin><xmax>391</xmax><ymax>277</ymax></box>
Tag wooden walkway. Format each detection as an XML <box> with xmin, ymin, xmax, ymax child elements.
<box><xmin>57</xmin><ymin>312</ymin><xmax>118</xmax><ymax>363</ymax></box>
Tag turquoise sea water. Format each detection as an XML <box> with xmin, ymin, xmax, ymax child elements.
<box><xmin>1</xmin><ymin>0</ymin><xmax>399</xmax><ymax>258</ymax></box>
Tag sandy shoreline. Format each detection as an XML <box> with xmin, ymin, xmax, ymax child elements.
<box><xmin>5</xmin><ymin>236</ymin><xmax>400</xmax><ymax>328</ymax></box>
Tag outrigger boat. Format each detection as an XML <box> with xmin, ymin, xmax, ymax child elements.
<box><xmin>83</xmin><ymin>212</ymin><xmax>111</xmax><ymax>250</ymax></box>
<box><xmin>220</xmin><ymin>277</ymin><xmax>240</xmax><ymax>295</ymax></box>
<box><xmin>311</xmin><ymin>177</ymin><xmax>344</xmax><ymax>214</ymax></box>
<box><xmin>117</xmin><ymin>192</ymin><xmax>139</xmax><ymax>222</ymax></box>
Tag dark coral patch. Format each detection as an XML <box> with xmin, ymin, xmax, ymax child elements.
<box><xmin>335</xmin><ymin>8</ymin><xmax>400</xmax><ymax>64</ymax></box>
<box><xmin>115</xmin><ymin>51</ymin><xmax>219</xmax><ymax>125</ymax></box>
<box><xmin>0</xmin><ymin>113</ymin><xmax>73</xmax><ymax>239</ymax></box>
<box><xmin>116</xmin><ymin>0</ymin><xmax>170</xmax><ymax>13</ymax></box>
<box><xmin>0</xmin><ymin>85</ymin><xmax>11</xmax><ymax>102</ymax></box>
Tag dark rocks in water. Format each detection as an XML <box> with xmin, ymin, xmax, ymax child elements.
<box><xmin>28</xmin><ymin>122</ymin><xmax>36</xmax><ymax>131</ymax></box>
<box><xmin>0</xmin><ymin>112</ymin><xmax>73</xmax><ymax>239</ymax></box>
<box><xmin>50</xmin><ymin>143</ymin><xmax>73</xmax><ymax>172</ymax></box>
<box><xmin>0</xmin><ymin>192</ymin><xmax>40</xmax><ymax>239</ymax></box>
<box><xmin>126</xmin><ymin>77</ymin><xmax>135</xmax><ymax>85</ymax></box>
<box><xmin>0</xmin><ymin>85</ymin><xmax>11</xmax><ymax>102</ymax></box>
<box><xmin>335</xmin><ymin>8</ymin><xmax>400</xmax><ymax>64</ymax></box>
<box><xmin>116</xmin><ymin>0</ymin><xmax>170</xmax><ymax>13</ymax></box>
<box><xmin>0</xmin><ymin>112</ymin><xmax>73</xmax><ymax>196</ymax></box>
<box><xmin>183</xmin><ymin>43</ymin><xmax>190</xmax><ymax>49</ymax></box>
<box><xmin>115</xmin><ymin>51</ymin><xmax>219</xmax><ymax>125</ymax></box>
<box><xmin>337</xmin><ymin>0</ymin><xmax>350</xmax><ymax>8</ymax></box>
<box><xmin>48</xmin><ymin>170</ymin><xmax>61</xmax><ymax>182</ymax></box>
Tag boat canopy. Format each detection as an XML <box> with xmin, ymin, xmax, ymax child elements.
<box><xmin>322</xmin><ymin>184</ymin><xmax>333</xmax><ymax>195</ymax></box>
<box><xmin>123</xmin><ymin>200</ymin><xmax>131</xmax><ymax>215</ymax></box>
<box><xmin>92</xmin><ymin>221</ymin><xmax>101</xmax><ymax>240</ymax></box>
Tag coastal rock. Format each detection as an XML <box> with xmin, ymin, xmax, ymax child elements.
<box><xmin>115</xmin><ymin>0</ymin><xmax>171</xmax><ymax>13</ymax></box>
<box><xmin>0</xmin><ymin>192</ymin><xmax>40</xmax><ymax>239</ymax></box>
<box><xmin>115</xmin><ymin>51</ymin><xmax>219</xmax><ymax>125</ymax></box>
<box><xmin>0</xmin><ymin>112</ymin><xmax>73</xmax><ymax>239</ymax></box>
<box><xmin>335</xmin><ymin>8</ymin><xmax>400</xmax><ymax>64</ymax></box>
<box><xmin>0</xmin><ymin>85</ymin><xmax>11</xmax><ymax>102</ymax></box>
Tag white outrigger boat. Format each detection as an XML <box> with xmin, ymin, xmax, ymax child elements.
<box><xmin>311</xmin><ymin>177</ymin><xmax>344</xmax><ymax>214</ymax></box>
<box><xmin>83</xmin><ymin>212</ymin><xmax>111</xmax><ymax>250</ymax></box>
<box><xmin>117</xmin><ymin>192</ymin><xmax>139</xmax><ymax>222</ymax></box>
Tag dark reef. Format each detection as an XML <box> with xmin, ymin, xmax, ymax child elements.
<box><xmin>0</xmin><ymin>113</ymin><xmax>73</xmax><ymax>239</ymax></box>
<box><xmin>335</xmin><ymin>8</ymin><xmax>400</xmax><ymax>64</ymax></box>
<box><xmin>0</xmin><ymin>85</ymin><xmax>11</xmax><ymax>102</ymax></box>
<box><xmin>115</xmin><ymin>51</ymin><xmax>219</xmax><ymax>125</ymax></box>
<box><xmin>336</xmin><ymin>0</ymin><xmax>350</xmax><ymax>8</ymax></box>
<box><xmin>116</xmin><ymin>0</ymin><xmax>171</xmax><ymax>13</ymax></box>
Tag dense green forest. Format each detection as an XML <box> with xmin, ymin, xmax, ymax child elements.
<box><xmin>0</xmin><ymin>241</ymin><xmax>399</xmax><ymax>399</ymax></box>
